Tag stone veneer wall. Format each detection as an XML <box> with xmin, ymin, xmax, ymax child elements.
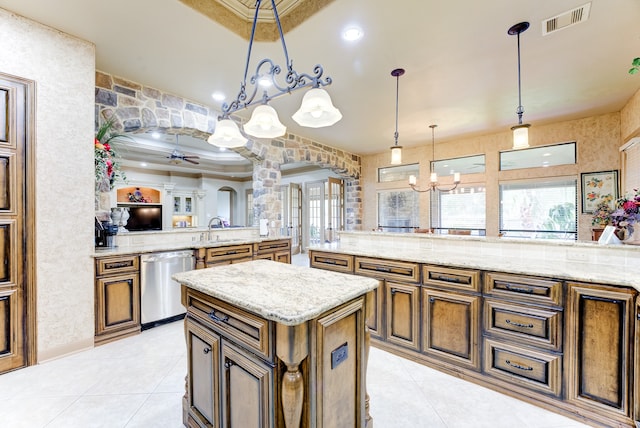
<box><xmin>95</xmin><ymin>71</ymin><xmax>363</xmax><ymax>232</ymax></box>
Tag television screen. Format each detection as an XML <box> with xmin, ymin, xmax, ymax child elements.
<box><xmin>125</xmin><ymin>206</ymin><xmax>162</xmax><ymax>231</ymax></box>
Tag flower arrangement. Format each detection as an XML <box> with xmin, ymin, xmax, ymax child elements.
<box><xmin>591</xmin><ymin>201</ymin><xmax>613</xmax><ymax>227</ymax></box>
<box><xmin>95</xmin><ymin>117</ymin><xmax>127</xmax><ymax>192</ymax></box>
<box><xmin>610</xmin><ymin>189</ymin><xmax>640</xmax><ymax>235</ymax></box>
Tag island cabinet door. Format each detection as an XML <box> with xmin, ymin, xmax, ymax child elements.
<box><xmin>185</xmin><ymin>318</ymin><xmax>220</xmax><ymax>428</ymax></box>
<box><xmin>422</xmin><ymin>288</ymin><xmax>480</xmax><ymax>371</ymax></box>
<box><xmin>385</xmin><ymin>281</ymin><xmax>420</xmax><ymax>351</ymax></box>
<box><xmin>221</xmin><ymin>341</ymin><xmax>274</xmax><ymax>428</ymax></box>
<box><xmin>565</xmin><ymin>282</ymin><xmax>635</xmax><ymax>423</ymax></box>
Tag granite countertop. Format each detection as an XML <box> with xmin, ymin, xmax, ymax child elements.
<box><xmin>309</xmin><ymin>232</ymin><xmax>640</xmax><ymax>291</ymax></box>
<box><xmin>94</xmin><ymin>236</ymin><xmax>288</xmax><ymax>257</ymax></box>
<box><xmin>173</xmin><ymin>259</ymin><xmax>380</xmax><ymax>326</ymax></box>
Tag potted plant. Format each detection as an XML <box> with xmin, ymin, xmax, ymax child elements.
<box><xmin>591</xmin><ymin>201</ymin><xmax>613</xmax><ymax>240</ymax></box>
<box><xmin>609</xmin><ymin>189</ymin><xmax>640</xmax><ymax>242</ymax></box>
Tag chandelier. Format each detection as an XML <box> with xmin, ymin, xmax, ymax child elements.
<box><xmin>508</xmin><ymin>21</ymin><xmax>531</xmax><ymax>150</ymax></box>
<box><xmin>408</xmin><ymin>124</ymin><xmax>460</xmax><ymax>193</ymax></box>
<box><xmin>207</xmin><ymin>0</ymin><xmax>342</xmax><ymax>148</ymax></box>
<box><xmin>389</xmin><ymin>68</ymin><xmax>405</xmax><ymax>165</ymax></box>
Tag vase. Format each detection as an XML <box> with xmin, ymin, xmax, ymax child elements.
<box><xmin>591</xmin><ymin>228</ymin><xmax>605</xmax><ymax>241</ymax></box>
<box><xmin>622</xmin><ymin>226</ymin><xmax>640</xmax><ymax>245</ymax></box>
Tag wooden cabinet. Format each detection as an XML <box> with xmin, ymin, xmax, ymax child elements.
<box><xmin>565</xmin><ymin>282</ymin><xmax>636</xmax><ymax>424</ymax></box>
<box><xmin>205</xmin><ymin>244</ymin><xmax>254</xmax><ymax>267</ymax></box>
<box><xmin>355</xmin><ymin>257</ymin><xmax>420</xmax><ymax>343</ymax></box>
<box><xmin>173</xmin><ymin>194</ymin><xmax>193</xmax><ymax>215</ymax></box>
<box><xmin>483</xmin><ymin>272</ymin><xmax>563</xmax><ymax>397</ymax></box>
<box><xmin>94</xmin><ymin>255</ymin><xmax>140</xmax><ymax>345</ymax></box>
<box><xmin>422</xmin><ymin>288</ymin><xmax>480</xmax><ymax>370</ymax></box>
<box><xmin>309</xmin><ymin>251</ymin><xmax>354</xmax><ymax>274</ymax></box>
<box><xmin>635</xmin><ymin>297</ymin><xmax>640</xmax><ymax>426</ymax></box>
<box><xmin>386</xmin><ymin>281</ymin><xmax>420</xmax><ymax>350</ymax></box>
<box><xmin>422</xmin><ymin>265</ymin><xmax>481</xmax><ymax>370</ymax></box>
<box><xmin>254</xmin><ymin>239</ymin><xmax>291</xmax><ymax>264</ymax></box>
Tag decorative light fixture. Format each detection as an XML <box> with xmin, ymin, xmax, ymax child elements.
<box><xmin>207</xmin><ymin>0</ymin><xmax>341</xmax><ymax>148</ymax></box>
<box><xmin>508</xmin><ymin>21</ymin><xmax>531</xmax><ymax>150</ymax></box>
<box><xmin>408</xmin><ymin>124</ymin><xmax>460</xmax><ymax>193</ymax></box>
<box><xmin>389</xmin><ymin>68</ymin><xmax>405</xmax><ymax>165</ymax></box>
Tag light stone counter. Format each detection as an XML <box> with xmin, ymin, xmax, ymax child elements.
<box><xmin>173</xmin><ymin>259</ymin><xmax>380</xmax><ymax>326</ymax></box>
<box><xmin>309</xmin><ymin>231</ymin><xmax>640</xmax><ymax>291</ymax></box>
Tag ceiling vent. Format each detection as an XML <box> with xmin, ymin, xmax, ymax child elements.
<box><xmin>542</xmin><ymin>2</ymin><xmax>591</xmax><ymax>36</ymax></box>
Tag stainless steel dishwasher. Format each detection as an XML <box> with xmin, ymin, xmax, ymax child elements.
<box><xmin>140</xmin><ymin>250</ymin><xmax>195</xmax><ymax>329</ymax></box>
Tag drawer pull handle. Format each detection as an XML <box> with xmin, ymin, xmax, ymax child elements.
<box><xmin>505</xmin><ymin>283</ymin><xmax>534</xmax><ymax>294</ymax></box>
<box><xmin>505</xmin><ymin>360</ymin><xmax>533</xmax><ymax>371</ymax></box>
<box><xmin>433</xmin><ymin>274</ymin><xmax>463</xmax><ymax>284</ymax></box>
<box><xmin>505</xmin><ymin>319</ymin><xmax>534</xmax><ymax>329</ymax></box>
<box><xmin>374</xmin><ymin>266</ymin><xmax>390</xmax><ymax>272</ymax></box>
<box><xmin>203</xmin><ymin>347</ymin><xmax>211</xmax><ymax>354</ymax></box>
<box><xmin>209</xmin><ymin>310</ymin><xmax>229</xmax><ymax>323</ymax></box>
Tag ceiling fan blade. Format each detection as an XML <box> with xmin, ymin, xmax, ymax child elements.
<box><xmin>184</xmin><ymin>158</ymin><xmax>200</xmax><ymax>164</ymax></box>
<box><xmin>183</xmin><ymin>155</ymin><xmax>200</xmax><ymax>159</ymax></box>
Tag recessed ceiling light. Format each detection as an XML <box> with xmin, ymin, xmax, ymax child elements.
<box><xmin>140</xmin><ymin>162</ymin><xmax>147</xmax><ymax>167</ymax></box>
<box><xmin>543</xmin><ymin>152</ymin><xmax>551</xmax><ymax>157</ymax></box>
<box><xmin>343</xmin><ymin>26</ymin><xmax>363</xmax><ymax>42</ymax></box>
<box><xmin>151</xmin><ymin>132</ymin><xmax>161</xmax><ymax>139</ymax></box>
<box><xmin>212</xmin><ymin>92</ymin><xmax>225</xmax><ymax>102</ymax></box>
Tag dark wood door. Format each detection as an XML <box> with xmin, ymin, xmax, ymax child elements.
<box><xmin>422</xmin><ymin>288</ymin><xmax>480</xmax><ymax>370</ymax></box>
<box><xmin>0</xmin><ymin>74</ymin><xmax>33</xmax><ymax>374</ymax></box>
<box><xmin>565</xmin><ymin>282</ymin><xmax>635</xmax><ymax>422</ymax></box>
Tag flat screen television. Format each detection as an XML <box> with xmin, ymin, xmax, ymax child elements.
<box><xmin>123</xmin><ymin>205</ymin><xmax>162</xmax><ymax>231</ymax></box>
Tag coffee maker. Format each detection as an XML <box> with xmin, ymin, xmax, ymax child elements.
<box><xmin>95</xmin><ymin>217</ymin><xmax>118</xmax><ymax>248</ymax></box>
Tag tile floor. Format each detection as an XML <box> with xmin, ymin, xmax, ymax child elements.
<box><xmin>0</xmin><ymin>254</ymin><xmax>592</xmax><ymax>428</ymax></box>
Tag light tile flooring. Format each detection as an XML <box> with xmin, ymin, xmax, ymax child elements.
<box><xmin>0</xmin><ymin>254</ymin><xmax>591</xmax><ymax>428</ymax></box>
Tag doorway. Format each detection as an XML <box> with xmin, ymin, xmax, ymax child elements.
<box><xmin>217</xmin><ymin>186</ymin><xmax>236</xmax><ymax>226</ymax></box>
<box><xmin>305</xmin><ymin>177</ymin><xmax>344</xmax><ymax>249</ymax></box>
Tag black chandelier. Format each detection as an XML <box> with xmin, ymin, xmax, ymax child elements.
<box><xmin>208</xmin><ymin>0</ymin><xmax>342</xmax><ymax>148</ymax></box>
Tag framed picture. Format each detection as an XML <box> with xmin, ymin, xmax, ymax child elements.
<box><xmin>581</xmin><ymin>170</ymin><xmax>619</xmax><ymax>214</ymax></box>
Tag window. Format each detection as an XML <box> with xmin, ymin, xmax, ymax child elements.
<box><xmin>377</xmin><ymin>190</ymin><xmax>419</xmax><ymax>232</ymax></box>
<box><xmin>500</xmin><ymin>142</ymin><xmax>576</xmax><ymax>171</ymax></box>
<box><xmin>431</xmin><ymin>185</ymin><xmax>486</xmax><ymax>235</ymax></box>
<box><xmin>245</xmin><ymin>189</ymin><xmax>254</xmax><ymax>226</ymax></box>
<box><xmin>432</xmin><ymin>154</ymin><xmax>485</xmax><ymax>176</ymax></box>
<box><xmin>378</xmin><ymin>164</ymin><xmax>419</xmax><ymax>183</ymax></box>
<box><xmin>500</xmin><ymin>178</ymin><xmax>577</xmax><ymax>240</ymax></box>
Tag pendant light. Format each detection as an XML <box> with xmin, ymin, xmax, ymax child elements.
<box><xmin>508</xmin><ymin>21</ymin><xmax>531</xmax><ymax>150</ymax></box>
<box><xmin>207</xmin><ymin>118</ymin><xmax>248</xmax><ymax>148</ymax></box>
<box><xmin>390</xmin><ymin>68</ymin><xmax>405</xmax><ymax>165</ymax></box>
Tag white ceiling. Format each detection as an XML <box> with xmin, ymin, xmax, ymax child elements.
<box><xmin>2</xmin><ymin>0</ymin><xmax>640</xmax><ymax>164</ymax></box>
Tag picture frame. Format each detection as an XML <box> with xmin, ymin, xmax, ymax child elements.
<box><xmin>580</xmin><ymin>170</ymin><xmax>619</xmax><ymax>214</ymax></box>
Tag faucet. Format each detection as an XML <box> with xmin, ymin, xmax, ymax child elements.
<box><xmin>207</xmin><ymin>216</ymin><xmax>225</xmax><ymax>240</ymax></box>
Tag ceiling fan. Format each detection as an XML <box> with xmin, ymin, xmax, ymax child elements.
<box><xmin>166</xmin><ymin>135</ymin><xmax>200</xmax><ymax>164</ymax></box>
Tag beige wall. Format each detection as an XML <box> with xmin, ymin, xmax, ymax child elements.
<box><xmin>362</xmin><ymin>112</ymin><xmax>621</xmax><ymax>241</ymax></box>
<box><xmin>621</xmin><ymin>87</ymin><xmax>640</xmax><ymax>141</ymax></box>
<box><xmin>0</xmin><ymin>8</ymin><xmax>96</xmax><ymax>361</ymax></box>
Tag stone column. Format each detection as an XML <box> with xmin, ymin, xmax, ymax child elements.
<box><xmin>252</xmin><ymin>159</ymin><xmax>283</xmax><ymax>236</ymax></box>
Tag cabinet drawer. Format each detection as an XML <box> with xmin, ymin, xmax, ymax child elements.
<box><xmin>205</xmin><ymin>244</ymin><xmax>254</xmax><ymax>264</ymax></box>
<box><xmin>185</xmin><ymin>288</ymin><xmax>273</xmax><ymax>361</ymax></box>
<box><xmin>254</xmin><ymin>239</ymin><xmax>290</xmax><ymax>254</ymax></box>
<box><xmin>483</xmin><ymin>338</ymin><xmax>561</xmax><ymax>397</ymax></box>
<box><xmin>355</xmin><ymin>257</ymin><xmax>419</xmax><ymax>283</ymax></box>
<box><xmin>95</xmin><ymin>255</ymin><xmax>139</xmax><ymax>276</ymax></box>
<box><xmin>423</xmin><ymin>265</ymin><xmax>480</xmax><ymax>293</ymax></box>
<box><xmin>484</xmin><ymin>299</ymin><xmax>562</xmax><ymax>351</ymax></box>
<box><xmin>309</xmin><ymin>251</ymin><xmax>354</xmax><ymax>274</ymax></box>
<box><xmin>484</xmin><ymin>272</ymin><xmax>562</xmax><ymax>307</ymax></box>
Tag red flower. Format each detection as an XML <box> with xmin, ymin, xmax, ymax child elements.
<box><xmin>623</xmin><ymin>200</ymin><xmax>637</xmax><ymax>211</ymax></box>
<box><xmin>103</xmin><ymin>143</ymin><xmax>111</xmax><ymax>152</ymax></box>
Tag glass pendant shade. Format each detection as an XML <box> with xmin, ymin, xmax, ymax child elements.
<box><xmin>208</xmin><ymin>119</ymin><xmax>248</xmax><ymax>148</ymax></box>
<box><xmin>292</xmin><ymin>88</ymin><xmax>342</xmax><ymax>128</ymax></box>
<box><xmin>244</xmin><ymin>104</ymin><xmax>287</xmax><ymax>138</ymax></box>
<box><xmin>390</xmin><ymin>146</ymin><xmax>402</xmax><ymax>165</ymax></box>
<box><xmin>511</xmin><ymin>124</ymin><xmax>530</xmax><ymax>150</ymax></box>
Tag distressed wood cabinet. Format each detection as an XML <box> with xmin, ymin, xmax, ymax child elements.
<box><xmin>94</xmin><ymin>255</ymin><xmax>140</xmax><ymax>345</ymax></box>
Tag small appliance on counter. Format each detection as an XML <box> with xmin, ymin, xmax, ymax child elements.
<box><xmin>95</xmin><ymin>217</ymin><xmax>118</xmax><ymax>248</ymax></box>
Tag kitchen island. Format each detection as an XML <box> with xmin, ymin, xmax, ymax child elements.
<box><xmin>308</xmin><ymin>231</ymin><xmax>640</xmax><ymax>428</ymax></box>
<box><xmin>173</xmin><ymin>259</ymin><xmax>380</xmax><ymax>428</ymax></box>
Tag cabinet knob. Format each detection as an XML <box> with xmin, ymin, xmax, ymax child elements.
<box><xmin>203</xmin><ymin>347</ymin><xmax>211</xmax><ymax>354</ymax></box>
<box><xmin>209</xmin><ymin>310</ymin><xmax>229</xmax><ymax>323</ymax></box>
<box><xmin>429</xmin><ymin>297</ymin><xmax>435</xmax><ymax>303</ymax></box>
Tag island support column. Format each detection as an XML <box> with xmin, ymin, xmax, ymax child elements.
<box><xmin>276</xmin><ymin>322</ymin><xmax>309</xmax><ymax>428</ymax></box>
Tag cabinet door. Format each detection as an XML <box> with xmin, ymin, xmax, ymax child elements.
<box><xmin>95</xmin><ymin>273</ymin><xmax>140</xmax><ymax>343</ymax></box>
<box><xmin>635</xmin><ymin>297</ymin><xmax>640</xmax><ymax>426</ymax></box>
<box><xmin>185</xmin><ymin>318</ymin><xmax>220</xmax><ymax>427</ymax></box>
<box><xmin>565</xmin><ymin>282</ymin><xmax>635</xmax><ymax>422</ymax></box>
<box><xmin>386</xmin><ymin>281</ymin><xmax>420</xmax><ymax>350</ymax></box>
<box><xmin>221</xmin><ymin>341</ymin><xmax>274</xmax><ymax>428</ymax></box>
<box><xmin>422</xmin><ymin>288</ymin><xmax>480</xmax><ymax>370</ymax></box>
<box><xmin>366</xmin><ymin>284</ymin><xmax>383</xmax><ymax>339</ymax></box>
